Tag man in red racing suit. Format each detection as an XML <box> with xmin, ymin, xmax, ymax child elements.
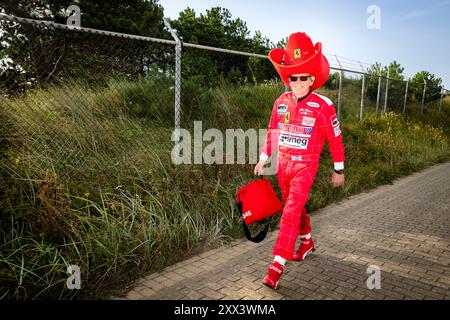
<box><xmin>254</xmin><ymin>32</ymin><xmax>345</xmax><ymax>290</ymax></box>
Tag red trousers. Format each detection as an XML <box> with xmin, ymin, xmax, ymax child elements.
<box><xmin>272</xmin><ymin>152</ymin><xmax>319</xmax><ymax>260</ymax></box>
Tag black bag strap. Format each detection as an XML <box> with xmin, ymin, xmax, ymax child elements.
<box><xmin>237</xmin><ymin>202</ymin><xmax>270</xmax><ymax>243</ymax></box>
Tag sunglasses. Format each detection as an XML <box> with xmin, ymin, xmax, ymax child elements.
<box><xmin>289</xmin><ymin>75</ymin><xmax>310</xmax><ymax>82</ymax></box>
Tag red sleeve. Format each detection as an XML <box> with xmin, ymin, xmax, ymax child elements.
<box><xmin>318</xmin><ymin>103</ymin><xmax>345</xmax><ymax>163</ymax></box>
<box><xmin>260</xmin><ymin>100</ymin><xmax>280</xmax><ymax>158</ymax></box>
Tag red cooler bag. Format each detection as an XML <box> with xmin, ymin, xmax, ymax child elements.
<box><xmin>236</xmin><ymin>179</ymin><xmax>283</xmax><ymax>242</ymax></box>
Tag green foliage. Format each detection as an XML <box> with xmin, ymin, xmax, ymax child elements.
<box><xmin>276</xmin><ymin>36</ymin><xmax>287</xmax><ymax>49</ymax></box>
<box><xmin>364</xmin><ymin>62</ymin><xmax>443</xmax><ymax>111</ymax></box>
<box><xmin>324</xmin><ymin>72</ymin><xmax>340</xmax><ymax>90</ymax></box>
<box><xmin>170</xmin><ymin>7</ymin><xmax>275</xmax><ymax>86</ymax></box>
<box><xmin>366</xmin><ymin>61</ymin><xmax>404</xmax><ymax>79</ymax></box>
<box><xmin>409</xmin><ymin>70</ymin><xmax>443</xmax><ymax>102</ymax></box>
<box><xmin>365</xmin><ymin>61</ymin><xmax>406</xmax><ymax>111</ymax></box>
<box><xmin>0</xmin><ymin>0</ymin><xmax>169</xmax><ymax>93</ymax></box>
<box><xmin>172</xmin><ymin>7</ymin><xmax>251</xmax><ymax>48</ymax></box>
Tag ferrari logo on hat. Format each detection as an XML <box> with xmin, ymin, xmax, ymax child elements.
<box><xmin>294</xmin><ymin>48</ymin><xmax>301</xmax><ymax>59</ymax></box>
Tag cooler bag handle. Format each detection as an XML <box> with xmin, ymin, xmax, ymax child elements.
<box><xmin>236</xmin><ymin>201</ymin><xmax>271</xmax><ymax>243</ymax></box>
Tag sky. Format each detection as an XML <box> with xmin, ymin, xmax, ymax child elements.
<box><xmin>159</xmin><ymin>0</ymin><xmax>450</xmax><ymax>89</ymax></box>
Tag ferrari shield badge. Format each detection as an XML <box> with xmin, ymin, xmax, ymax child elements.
<box><xmin>284</xmin><ymin>111</ymin><xmax>290</xmax><ymax>123</ymax></box>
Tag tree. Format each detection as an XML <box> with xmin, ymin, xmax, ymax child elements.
<box><xmin>366</xmin><ymin>61</ymin><xmax>406</xmax><ymax>110</ymax></box>
<box><xmin>276</xmin><ymin>36</ymin><xmax>287</xmax><ymax>49</ymax></box>
<box><xmin>170</xmin><ymin>7</ymin><xmax>274</xmax><ymax>86</ymax></box>
<box><xmin>367</xmin><ymin>61</ymin><xmax>404</xmax><ymax>79</ymax></box>
<box><xmin>0</xmin><ymin>0</ymin><xmax>168</xmax><ymax>93</ymax></box>
<box><xmin>410</xmin><ymin>71</ymin><xmax>443</xmax><ymax>102</ymax></box>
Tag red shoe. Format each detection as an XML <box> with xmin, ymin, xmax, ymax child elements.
<box><xmin>292</xmin><ymin>238</ymin><xmax>315</xmax><ymax>261</ymax></box>
<box><xmin>262</xmin><ymin>261</ymin><xmax>284</xmax><ymax>290</ymax></box>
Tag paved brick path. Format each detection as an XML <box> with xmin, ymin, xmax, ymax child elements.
<box><xmin>122</xmin><ymin>162</ymin><xmax>450</xmax><ymax>300</ymax></box>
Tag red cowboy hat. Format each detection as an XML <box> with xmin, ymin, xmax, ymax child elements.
<box><xmin>269</xmin><ymin>32</ymin><xmax>330</xmax><ymax>91</ymax></box>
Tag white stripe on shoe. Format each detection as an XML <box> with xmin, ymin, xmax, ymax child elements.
<box><xmin>302</xmin><ymin>247</ymin><xmax>315</xmax><ymax>260</ymax></box>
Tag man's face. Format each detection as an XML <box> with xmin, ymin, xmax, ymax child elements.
<box><xmin>289</xmin><ymin>73</ymin><xmax>315</xmax><ymax>97</ymax></box>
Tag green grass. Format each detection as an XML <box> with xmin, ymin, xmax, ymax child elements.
<box><xmin>1</xmin><ymin>75</ymin><xmax>449</xmax><ymax>299</ymax></box>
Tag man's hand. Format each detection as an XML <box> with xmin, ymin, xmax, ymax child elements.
<box><xmin>254</xmin><ymin>159</ymin><xmax>266</xmax><ymax>176</ymax></box>
<box><xmin>332</xmin><ymin>172</ymin><xmax>345</xmax><ymax>188</ymax></box>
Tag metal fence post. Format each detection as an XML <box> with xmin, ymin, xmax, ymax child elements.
<box><xmin>335</xmin><ymin>55</ymin><xmax>343</xmax><ymax>119</ymax></box>
<box><xmin>384</xmin><ymin>65</ymin><xmax>390</xmax><ymax>113</ymax></box>
<box><xmin>421</xmin><ymin>80</ymin><xmax>427</xmax><ymax>114</ymax></box>
<box><xmin>174</xmin><ymin>43</ymin><xmax>182</xmax><ymax>149</ymax></box>
<box><xmin>403</xmin><ymin>81</ymin><xmax>409</xmax><ymax>114</ymax></box>
<box><xmin>163</xmin><ymin>18</ymin><xmax>182</xmax><ymax>156</ymax></box>
<box><xmin>337</xmin><ymin>71</ymin><xmax>343</xmax><ymax>119</ymax></box>
<box><xmin>360</xmin><ymin>74</ymin><xmax>365</xmax><ymax>120</ymax></box>
<box><xmin>359</xmin><ymin>61</ymin><xmax>365</xmax><ymax>120</ymax></box>
<box><xmin>376</xmin><ymin>75</ymin><xmax>381</xmax><ymax>114</ymax></box>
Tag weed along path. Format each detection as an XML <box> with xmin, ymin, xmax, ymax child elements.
<box><xmin>120</xmin><ymin>161</ymin><xmax>450</xmax><ymax>300</ymax></box>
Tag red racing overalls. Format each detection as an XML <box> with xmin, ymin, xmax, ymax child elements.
<box><xmin>260</xmin><ymin>90</ymin><xmax>345</xmax><ymax>260</ymax></box>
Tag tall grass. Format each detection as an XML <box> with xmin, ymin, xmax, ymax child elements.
<box><xmin>1</xmin><ymin>75</ymin><xmax>449</xmax><ymax>299</ymax></box>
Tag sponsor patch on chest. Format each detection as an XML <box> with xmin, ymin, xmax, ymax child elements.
<box><xmin>279</xmin><ymin>134</ymin><xmax>309</xmax><ymax>149</ymax></box>
<box><xmin>281</xmin><ymin>123</ymin><xmax>313</xmax><ymax>137</ymax></box>
<box><xmin>306</xmin><ymin>101</ymin><xmax>320</xmax><ymax>108</ymax></box>
<box><xmin>277</xmin><ymin>104</ymin><xmax>288</xmax><ymax>115</ymax></box>
<box><xmin>302</xmin><ymin>116</ymin><xmax>316</xmax><ymax>127</ymax></box>
<box><xmin>299</xmin><ymin>108</ymin><xmax>314</xmax><ymax>116</ymax></box>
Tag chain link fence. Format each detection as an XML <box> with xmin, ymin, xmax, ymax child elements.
<box><xmin>1</xmin><ymin>11</ymin><xmax>448</xmax><ymax>201</ymax></box>
<box><xmin>1</xmin><ymin>13</ymin><xmax>448</xmax><ymax>162</ymax></box>
<box><xmin>1</xmin><ymin>13</ymin><xmax>179</xmax><ymax>187</ymax></box>
<box><xmin>323</xmin><ymin>54</ymin><xmax>449</xmax><ymax>122</ymax></box>
<box><xmin>1</xmin><ymin>12</ymin><xmax>448</xmax><ymax>208</ymax></box>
